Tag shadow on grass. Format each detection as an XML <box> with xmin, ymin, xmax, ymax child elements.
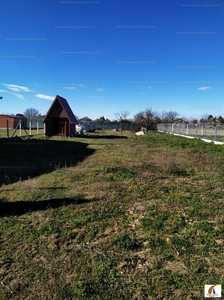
<box><xmin>0</xmin><ymin>197</ymin><xmax>89</xmax><ymax>217</ymax></box>
<box><xmin>76</xmin><ymin>134</ymin><xmax>128</xmax><ymax>139</ymax></box>
<box><xmin>0</xmin><ymin>139</ymin><xmax>95</xmax><ymax>186</ymax></box>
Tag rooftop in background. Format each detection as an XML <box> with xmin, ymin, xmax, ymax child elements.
<box><xmin>16</xmin><ymin>114</ymin><xmax>26</xmax><ymax>118</ymax></box>
<box><xmin>0</xmin><ymin>113</ymin><xmax>26</xmax><ymax>118</ymax></box>
<box><xmin>79</xmin><ymin>116</ymin><xmax>93</xmax><ymax>122</ymax></box>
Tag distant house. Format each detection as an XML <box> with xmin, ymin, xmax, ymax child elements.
<box><xmin>78</xmin><ymin>116</ymin><xmax>96</xmax><ymax>132</ymax></box>
<box><xmin>173</xmin><ymin>118</ymin><xmax>186</xmax><ymax>124</ymax></box>
<box><xmin>43</xmin><ymin>95</ymin><xmax>78</xmax><ymax>136</ymax></box>
<box><xmin>79</xmin><ymin>116</ymin><xmax>92</xmax><ymax>123</ymax></box>
<box><xmin>0</xmin><ymin>114</ymin><xmax>27</xmax><ymax>129</ymax></box>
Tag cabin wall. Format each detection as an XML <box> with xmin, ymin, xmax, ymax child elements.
<box><xmin>44</xmin><ymin>117</ymin><xmax>71</xmax><ymax>136</ymax></box>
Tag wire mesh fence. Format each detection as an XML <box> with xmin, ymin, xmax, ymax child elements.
<box><xmin>26</xmin><ymin>120</ymin><xmax>44</xmax><ymax>129</ymax></box>
<box><xmin>157</xmin><ymin>123</ymin><xmax>224</xmax><ymax>143</ymax></box>
<box><xmin>87</xmin><ymin>121</ymin><xmax>140</xmax><ymax>131</ymax></box>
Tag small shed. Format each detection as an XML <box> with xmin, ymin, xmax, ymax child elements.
<box><xmin>0</xmin><ymin>114</ymin><xmax>27</xmax><ymax>129</ymax></box>
<box><xmin>43</xmin><ymin>95</ymin><xmax>78</xmax><ymax>136</ymax></box>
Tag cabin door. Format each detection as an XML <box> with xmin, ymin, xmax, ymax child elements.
<box><xmin>58</xmin><ymin>119</ymin><xmax>68</xmax><ymax>136</ymax></box>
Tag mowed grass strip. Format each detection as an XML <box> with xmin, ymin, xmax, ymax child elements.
<box><xmin>0</xmin><ymin>130</ymin><xmax>224</xmax><ymax>299</ymax></box>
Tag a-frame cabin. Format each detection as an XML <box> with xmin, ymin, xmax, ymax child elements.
<box><xmin>43</xmin><ymin>95</ymin><xmax>78</xmax><ymax>136</ymax></box>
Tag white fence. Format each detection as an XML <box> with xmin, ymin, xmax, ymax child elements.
<box><xmin>27</xmin><ymin>119</ymin><xmax>44</xmax><ymax>129</ymax></box>
<box><xmin>157</xmin><ymin>123</ymin><xmax>224</xmax><ymax>143</ymax></box>
<box><xmin>6</xmin><ymin>120</ymin><xmax>45</xmax><ymax>138</ymax></box>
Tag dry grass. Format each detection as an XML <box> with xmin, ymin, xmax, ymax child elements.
<box><xmin>0</xmin><ymin>130</ymin><xmax>224</xmax><ymax>299</ymax></box>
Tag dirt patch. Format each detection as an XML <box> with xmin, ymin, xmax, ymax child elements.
<box><xmin>117</xmin><ymin>254</ymin><xmax>153</xmax><ymax>274</ymax></box>
<box><xmin>165</xmin><ymin>261</ymin><xmax>189</xmax><ymax>274</ymax></box>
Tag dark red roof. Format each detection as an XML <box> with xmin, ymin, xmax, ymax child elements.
<box><xmin>16</xmin><ymin>113</ymin><xmax>26</xmax><ymax>118</ymax></box>
<box><xmin>0</xmin><ymin>114</ymin><xmax>26</xmax><ymax>119</ymax></box>
<box><xmin>43</xmin><ymin>95</ymin><xmax>78</xmax><ymax>124</ymax></box>
<box><xmin>79</xmin><ymin>116</ymin><xmax>92</xmax><ymax>122</ymax></box>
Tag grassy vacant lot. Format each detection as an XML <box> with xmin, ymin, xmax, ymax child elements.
<box><xmin>0</xmin><ymin>130</ymin><xmax>223</xmax><ymax>299</ymax></box>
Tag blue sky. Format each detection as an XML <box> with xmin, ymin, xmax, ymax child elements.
<box><xmin>0</xmin><ymin>0</ymin><xmax>223</xmax><ymax>120</ymax></box>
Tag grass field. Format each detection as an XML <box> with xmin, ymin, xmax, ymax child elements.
<box><xmin>0</xmin><ymin>130</ymin><xmax>223</xmax><ymax>299</ymax></box>
<box><xmin>0</xmin><ymin>128</ymin><xmax>45</xmax><ymax>138</ymax></box>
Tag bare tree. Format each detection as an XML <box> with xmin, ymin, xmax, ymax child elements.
<box><xmin>24</xmin><ymin>108</ymin><xmax>41</xmax><ymax>120</ymax></box>
<box><xmin>115</xmin><ymin>109</ymin><xmax>130</xmax><ymax>121</ymax></box>
<box><xmin>163</xmin><ymin>111</ymin><xmax>179</xmax><ymax>123</ymax></box>
<box><xmin>115</xmin><ymin>109</ymin><xmax>130</xmax><ymax>133</ymax></box>
<box><xmin>133</xmin><ymin>108</ymin><xmax>159</xmax><ymax>132</ymax></box>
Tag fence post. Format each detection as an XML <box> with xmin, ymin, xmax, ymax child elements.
<box><xmin>186</xmin><ymin>124</ymin><xmax>189</xmax><ymax>135</ymax></box>
<box><xmin>6</xmin><ymin>120</ymin><xmax>9</xmax><ymax>138</ymax></box>
<box><xmin>215</xmin><ymin>124</ymin><xmax>217</xmax><ymax>141</ymax></box>
<box><xmin>29</xmin><ymin>121</ymin><xmax>32</xmax><ymax>135</ymax></box>
<box><xmin>37</xmin><ymin>121</ymin><xmax>39</xmax><ymax>134</ymax></box>
<box><xmin>19</xmin><ymin>121</ymin><xmax>22</xmax><ymax>137</ymax></box>
<box><xmin>201</xmin><ymin>124</ymin><xmax>203</xmax><ymax>136</ymax></box>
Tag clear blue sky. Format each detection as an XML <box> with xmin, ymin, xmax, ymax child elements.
<box><xmin>0</xmin><ymin>0</ymin><xmax>223</xmax><ymax>121</ymax></box>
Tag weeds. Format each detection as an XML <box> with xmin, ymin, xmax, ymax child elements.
<box><xmin>112</xmin><ymin>233</ymin><xmax>139</xmax><ymax>250</ymax></box>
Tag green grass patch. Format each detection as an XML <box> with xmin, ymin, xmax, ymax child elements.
<box><xmin>0</xmin><ymin>130</ymin><xmax>224</xmax><ymax>299</ymax></box>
